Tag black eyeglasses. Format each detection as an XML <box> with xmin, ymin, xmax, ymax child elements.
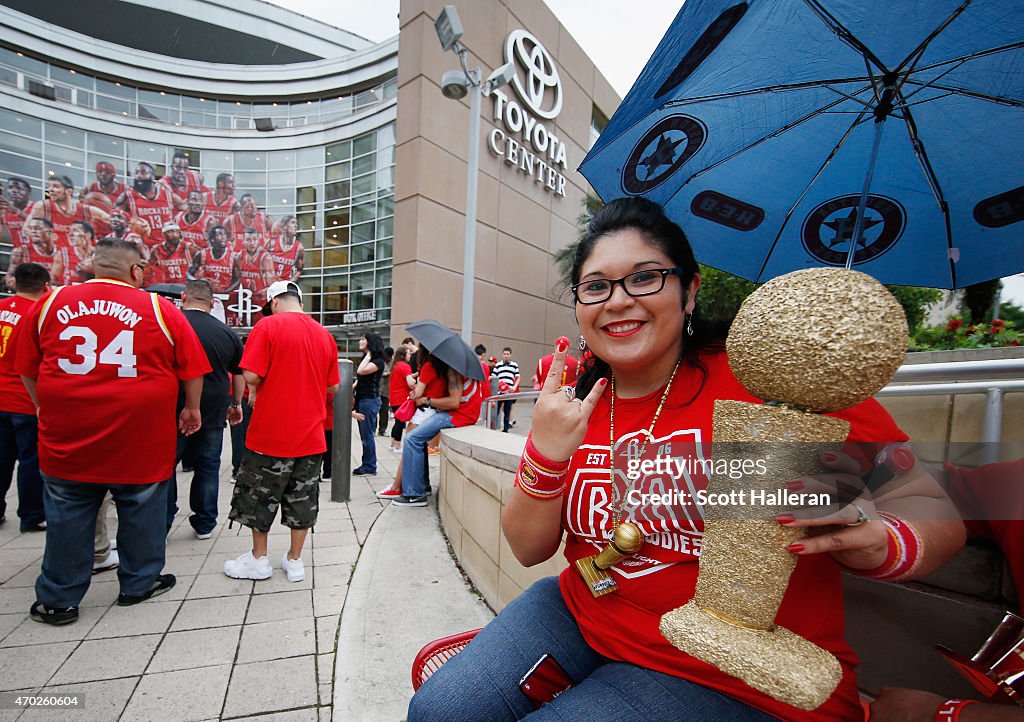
<box><xmin>572</xmin><ymin>267</ymin><xmax>685</xmax><ymax>305</ymax></box>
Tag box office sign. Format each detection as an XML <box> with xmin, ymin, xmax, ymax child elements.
<box><xmin>487</xmin><ymin>30</ymin><xmax>568</xmax><ymax>198</ymax></box>
<box><xmin>343</xmin><ymin>310</ymin><xmax>377</xmax><ymax>324</ymax></box>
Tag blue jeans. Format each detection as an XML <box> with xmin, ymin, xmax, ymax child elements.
<box><xmin>166</xmin><ymin>425</ymin><xmax>224</xmax><ymax>534</ymax></box>
<box><xmin>498</xmin><ymin>399</ymin><xmax>514</xmax><ymax>431</ymax></box>
<box><xmin>409</xmin><ymin>578</ymin><xmax>776</xmax><ymax>722</ymax></box>
<box><xmin>400</xmin><ymin>411</ymin><xmax>453</xmax><ymax>497</ymax></box>
<box><xmin>0</xmin><ymin>411</ymin><xmax>45</xmax><ymax>528</ymax></box>
<box><xmin>355</xmin><ymin>396</ymin><xmax>381</xmax><ymax>473</ymax></box>
<box><xmin>36</xmin><ymin>475</ymin><xmax>168</xmax><ymax>607</ymax></box>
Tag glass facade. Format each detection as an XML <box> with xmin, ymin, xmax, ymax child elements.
<box><xmin>0</xmin><ymin>108</ymin><xmax>395</xmax><ymax>341</ymax></box>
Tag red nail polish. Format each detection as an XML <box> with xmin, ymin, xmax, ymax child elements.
<box><xmin>822</xmin><ymin>452</ymin><xmax>837</xmax><ymax>462</ymax></box>
<box><xmin>788</xmin><ymin>543</ymin><xmax>805</xmax><ymax>554</ymax></box>
<box><xmin>776</xmin><ymin>512</ymin><xmax>795</xmax><ymax>523</ymax></box>
<box><xmin>555</xmin><ymin>337</ymin><xmax>569</xmax><ymax>353</ymax></box>
<box><xmin>786</xmin><ymin>480</ymin><xmax>804</xmax><ymax>492</ymax></box>
<box><xmin>598</xmin><ymin>378</ymin><xmax>608</xmax><ymax>387</ymax></box>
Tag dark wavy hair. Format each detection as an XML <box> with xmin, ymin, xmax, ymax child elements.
<box><xmin>570</xmin><ymin>197</ymin><xmax>725</xmax><ymax>399</ymax></box>
<box><xmin>362</xmin><ymin>331</ymin><xmax>385</xmax><ymax>358</ymax></box>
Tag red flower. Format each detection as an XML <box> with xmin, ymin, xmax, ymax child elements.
<box><xmin>1011</xmin><ymin>341</ymin><xmax>1020</xmax><ymax>346</ymax></box>
<box><xmin>992</xmin><ymin>319</ymin><xmax>1005</xmax><ymax>330</ymax></box>
<box><xmin>946</xmin><ymin>319</ymin><xmax>963</xmax><ymax>331</ymax></box>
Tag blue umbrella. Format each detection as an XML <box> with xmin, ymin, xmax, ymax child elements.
<box><xmin>579</xmin><ymin>0</ymin><xmax>1024</xmax><ymax>288</ymax></box>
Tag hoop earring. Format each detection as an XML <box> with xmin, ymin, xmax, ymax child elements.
<box><xmin>686</xmin><ymin>314</ymin><xmax>694</xmax><ymax>337</ymax></box>
<box><xmin>579</xmin><ymin>334</ymin><xmax>587</xmax><ymax>351</ymax></box>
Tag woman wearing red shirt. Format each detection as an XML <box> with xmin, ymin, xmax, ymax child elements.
<box><xmin>387</xmin><ymin>347</ymin><xmax>414</xmax><ymax>452</ymax></box>
<box><xmin>408</xmin><ymin>198</ymin><xmax>964</xmax><ymax>721</ymax></box>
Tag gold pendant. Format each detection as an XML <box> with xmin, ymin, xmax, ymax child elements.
<box><xmin>574</xmin><ymin>522</ymin><xmax>645</xmax><ymax>597</ymax></box>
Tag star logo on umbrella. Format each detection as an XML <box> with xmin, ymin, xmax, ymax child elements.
<box><xmin>638</xmin><ymin>133</ymin><xmax>687</xmax><ymax>180</ymax></box>
<box><xmin>823</xmin><ymin>208</ymin><xmax>882</xmax><ymax>250</ymax></box>
<box><xmin>802</xmin><ymin>194</ymin><xmax>906</xmax><ymax>267</ymax></box>
<box><xmin>622</xmin><ymin>115</ymin><xmax>707</xmax><ymax>195</ymax></box>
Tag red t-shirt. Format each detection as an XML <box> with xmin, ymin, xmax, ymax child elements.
<box><xmin>945</xmin><ymin>459</ymin><xmax>1024</xmax><ymax>611</ymax></box>
<box><xmin>389</xmin><ymin>360</ymin><xmax>413</xmax><ymax>405</ymax></box>
<box><xmin>148</xmin><ymin>242</ymin><xmax>192</xmax><ymax>285</ymax></box>
<box><xmin>536</xmin><ymin>353</ymin><xmax>579</xmax><ymax>389</ymax></box>
<box><xmin>557</xmin><ymin>351</ymin><xmax>907</xmax><ymax>722</ymax></box>
<box><xmin>0</xmin><ymin>295</ymin><xmax>39</xmax><ymax>415</ymax></box>
<box><xmin>418</xmin><ymin>361</ymin><xmax>449</xmax><ymax>399</ymax></box>
<box><xmin>15</xmin><ymin>279</ymin><xmax>210</xmax><ymax>483</ymax></box>
<box><xmin>241</xmin><ymin>312</ymin><xmax>339</xmax><ymax>458</ymax></box>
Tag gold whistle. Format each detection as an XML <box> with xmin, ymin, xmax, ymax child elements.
<box><xmin>575</xmin><ymin>522</ymin><xmax>644</xmax><ymax>597</ymax></box>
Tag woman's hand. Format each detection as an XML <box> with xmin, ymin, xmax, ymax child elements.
<box><xmin>529</xmin><ymin>337</ymin><xmax>606</xmax><ymax>462</ymax></box>
<box><xmin>776</xmin><ymin>451</ymin><xmax>889</xmax><ymax>570</ymax></box>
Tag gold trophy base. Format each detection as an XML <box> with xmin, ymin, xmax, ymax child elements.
<box><xmin>660</xmin><ymin>601</ymin><xmax>843</xmax><ymax>711</ymax></box>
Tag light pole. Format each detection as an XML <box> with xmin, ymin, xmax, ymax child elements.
<box><xmin>435</xmin><ymin>5</ymin><xmax>514</xmax><ymax>345</ymax></box>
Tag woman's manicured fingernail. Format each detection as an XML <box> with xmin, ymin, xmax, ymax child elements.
<box><xmin>556</xmin><ymin>337</ymin><xmax>569</xmax><ymax>353</ymax></box>
<box><xmin>786</xmin><ymin>480</ymin><xmax>804</xmax><ymax>492</ymax></box>
<box><xmin>776</xmin><ymin>512</ymin><xmax>795</xmax><ymax>524</ymax></box>
<box><xmin>821</xmin><ymin>452</ymin><xmax>837</xmax><ymax>462</ymax></box>
<box><xmin>598</xmin><ymin>378</ymin><xmax>608</xmax><ymax>388</ymax></box>
<box><xmin>788</xmin><ymin>543</ymin><xmax>805</xmax><ymax>554</ymax></box>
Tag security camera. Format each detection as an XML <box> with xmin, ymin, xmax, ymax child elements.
<box><xmin>484</xmin><ymin>62</ymin><xmax>516</xmax><ymax>94</ymax></box>
<box><xmin>441</xmin><ymin>69</ymin><xmax>470</xmax><ymax>100</ymax></box>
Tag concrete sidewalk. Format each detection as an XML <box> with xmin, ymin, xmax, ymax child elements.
<box><xmin>0</xmin><ymin>426</ymin><xmax>492</xmax><ymax>721</ymax></box>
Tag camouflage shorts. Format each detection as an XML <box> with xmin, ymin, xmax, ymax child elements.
<box><xmin>228</xmin><ymin>451</ymin><xmax>321</xmax><ymax>532</ymax></box>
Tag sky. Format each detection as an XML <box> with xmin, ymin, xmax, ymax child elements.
<box><xmin>264</xmin><ymin>0</ymin><xmax>1024</xmax><ymax>307</ymax></box>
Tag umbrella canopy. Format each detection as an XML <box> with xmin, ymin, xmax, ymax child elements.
<box><xmin>406</xmin><ymin>320</ymin><xmax>486</xmax><ymax>382</ymax></box>
<box><xmin>579</xmin><ymin>0</ymin><xmax>1024</xmax><ymax>288</ymax></box>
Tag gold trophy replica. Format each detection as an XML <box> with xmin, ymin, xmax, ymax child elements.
<box><xmin>659</xmin><ymin>267</ymin><xmax>908</xmax><ymax>710</ymax></box>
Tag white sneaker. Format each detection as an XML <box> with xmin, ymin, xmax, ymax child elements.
<box><xmin>281</xmin><ymin>552</ymin><xmax>305</xmax><ymax>583</ymax></box>
<box><xmin>92</xmin><ymin>549</ymin><xmax>119</xmax><ymax>574</ymax></box>
<box><xmin>224</xmin><ymin>551</ymin><xmax>272</xmax><ymax>580</ymax></box>
<box><xmin>193</xmin><ymin>529</ymin><xmax>213</xmax><ymax>540</ymax></box>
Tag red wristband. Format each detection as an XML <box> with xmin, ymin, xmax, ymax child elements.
<box><xmin>934</xmin><ymin>699</ymin><xmax>977</xmax><ymax>721</ymax></box>
<box><xmin>515</xmin><ymin>435</ymin><xmax>569</xmax><ymax>501</ymax></box>
<box><xmin>854</xmin><ymin>512</ymin><xmax>923</xmax><ymax>581</ymax></box>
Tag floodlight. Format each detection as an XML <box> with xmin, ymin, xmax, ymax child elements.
<box><xmin>435</xmin><ymin>5</ymin><xmax>464</xmax><ymax>53</ymax></box>
<box><xmin>441</xmin><ymin>69</ymin><xmax>470</xmax><ymax>100</ymax></box>
<box><xmin>484</xmin><ymin>62</ymin><xmax>516</xmax><ymax>93</ymax></box>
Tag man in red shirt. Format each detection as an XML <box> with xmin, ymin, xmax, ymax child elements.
<box><xmin>188</xmin><ymin>225</ymin><xmax>238</xmax><ymax>294</ymax></box>
<box><xmin>116</xmin><ymin>163</ymin><xmax>177</xmax><ymax>249</ymax></box>
<box><xmin>533</xmin><ymin>351</ymin><xmax>580</xmax><ymax>390</ymax></box>
<box><xmin>204</xmin><ymin>173</ymin><xmax>240</xmax><ymax>227</ymax></box>
<box><xmin>1</xmin><ymin>177</ymin><xmax>33</xmax><ymax>248</ymax></box>
<box><xmin>267</xmin><ymin>215</ymin><xmax>304</xmax><ymax>282</ymax></box>
<box><xmin>16</xmin><ymin>239</ymin><xmax>210</xmax><ymax>625</ymax></box>
<box><xmin>233</xmin><ymin>227</ymin><xmax>276</xmax><ymax>296</ymax></box>
<box><xmin>175</xmin><ymin>190</ymin><xmax>214</xmax><ymax>252</ymax></box>
<box><xmin>5</xmin><ymin>218</ymin><xmax>65</xmax><ymax>290</ymax></box>
<box><xmin>159</xmin><ymin>151</ymin><xmax>207</xmax><ymax>206</ymax></box>
<box><xmin>225</xmin><ymin>280</ymin><xmax>339</xmax><ymax>583</ymax></box>
<box><xmin>0</xmin><ymin>263</ymin><xmax>50</xmax><ymax>532</ymax></box>
<box><xmin>147</xmin><ymin>222</ymin><xmax>193</xmax><ymax>286</ymax></box>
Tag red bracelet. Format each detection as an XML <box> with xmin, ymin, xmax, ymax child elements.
<box><xmin>934</xmin><ymin>699</ymin><xmax>977</xmax><ymax>721</ymax></box>
<box><xmin>854</xmin><ymin>512</ymin><xmax>923</xmax><ymax>581</ymax></box>
<box><xmin>514</xmin><ymin>435</ymin><xmax>570</xmax><ymax>501</ymax></box>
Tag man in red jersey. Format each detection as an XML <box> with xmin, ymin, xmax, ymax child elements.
<box><xmin>116</xmin><ymin>163</ymin><xmax>177</xmax><ymax>248</ymax></box>
<box><xmin>187</xmin><ymin>225</ymin><xmax>238</xmax><ymax>294</ymax></box>
<box><xmin>82</xmin><ymin>162</ymin><xmax>126</xmax><ymax>225</ymax></box>
<box><xmin>107</xmin><ymin>209</ymin><xmax>150</xmax><ymax>261</ymax></box>
<box><xmin>225</xmin><ymin>281</ymin><xmax>339</xmax><ymax>583</ymax></box>
<box><xmin>30</xmin><ymin>175</ymin><xmax>110</xmax><ymax>252</ymax></box>
<box><xmin>267</xmin><ymin>215</ymin><xmax>304</xmax><ymax>282</ymax></box>
<box><xmin>225</xmin><ymin>194</ymin><xmax>273</xmax><ymax>252</ymax></box>
<box><xmin>159</xmin><ymin>151</ymin><xmax>207</xmax><ymax>207</ymax></box>
<box><xmin>147</xmin><ymin>222</ymin><xmax>193</xmax><ymax>286</ymax></box>
<box><xmin>204</xmin><ymin>172</ymin><xmax>240</xmax><ymax>227</ymax></box>
<box><xmin>233</xmin><ymin>227</ymin><xmax>275</xmax><ymax>297</ymax></box>
<box><xmin>5</xmin><ymin>219</ymin><xmax>65</xmax><ymax>290</ymax></box>
<box><xmin>0</xmin><ymin>177</ymin><xmax>33</xmax><ymax>248</ymax></box>
<box><xmin>0</xmin><ymin>263</ymin><xmax>50</xmax><ymax>532</ymax></box>
<box><xmin>175</xmin><ymin>190</ymin><xmax>214</xmax><ymax>252</ymax></box>
<box><xmin>16</xmin><ymin>239</ymin><xmax>210</xmax><ymax>625</ymax></box>
<box><xmin>62</xmin><ymin>221</ymin><xmax>96</xmax><ymax>286</ymax></box>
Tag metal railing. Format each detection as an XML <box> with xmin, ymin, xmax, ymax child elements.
<box><xmin>477</xmin><ymin>358</ymin><xmax>1024</xmax><ymax>461</ymax></box>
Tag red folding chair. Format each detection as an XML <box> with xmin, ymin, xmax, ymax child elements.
<box><xmin>411</xmin><ymin>629</ymin><xmax>482</xmax><ymax>691</ymax></box>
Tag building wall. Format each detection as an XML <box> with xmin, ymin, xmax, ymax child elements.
<box><xmin>392</xmin><ymin>0</ymin><xmax>620</xmax><ymax>365</ymax></box>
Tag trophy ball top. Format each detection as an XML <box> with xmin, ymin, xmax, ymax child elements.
<box><xmin>725</xmin><ymin>268</ymin><xmax>907</xmax><ymax>412</ymax></box>
<box><xmin>613</xmin><ymin>522</ymin><xmax>645</xmax><ymax>554</ymax></box>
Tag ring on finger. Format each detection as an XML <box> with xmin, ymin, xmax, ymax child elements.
<box><xmin>561</xmin><ymin>386</ymin><xmax>576</xmax><ymax>401</ymax></box>
<box><xmin>845</xmin><ymin>503</ymin><xmax>871</xmax><ymax>527</ymax></box>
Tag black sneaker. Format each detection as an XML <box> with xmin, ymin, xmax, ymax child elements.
<box><xmin>30</xmin><ymin>601</ymin><xmax>78</xmax><ymax>626</ymax></box>
<box><xmin>21</xmin><ymin>521</ymin><xmax>47</xmax><ymax>533</ymax></box>
<box><xmin>391</xmin><ymin>495</ymin><xmax>428</xmax><ymax>508</ymax></box>
<box><xmin>352</xmin><ymin>468</ymin><xmax>374</xmax><ymax>476</ymax></box>
<box><xmin>117</xmin><ymin>574</ymin><xmax>176</xmax><ymax>606</ymax></box>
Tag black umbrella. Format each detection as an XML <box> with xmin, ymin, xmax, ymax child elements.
<box><xmin>406</xmin><ymin>320</ymin><xmax>486</xmax><ymax>382</ymax></box>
